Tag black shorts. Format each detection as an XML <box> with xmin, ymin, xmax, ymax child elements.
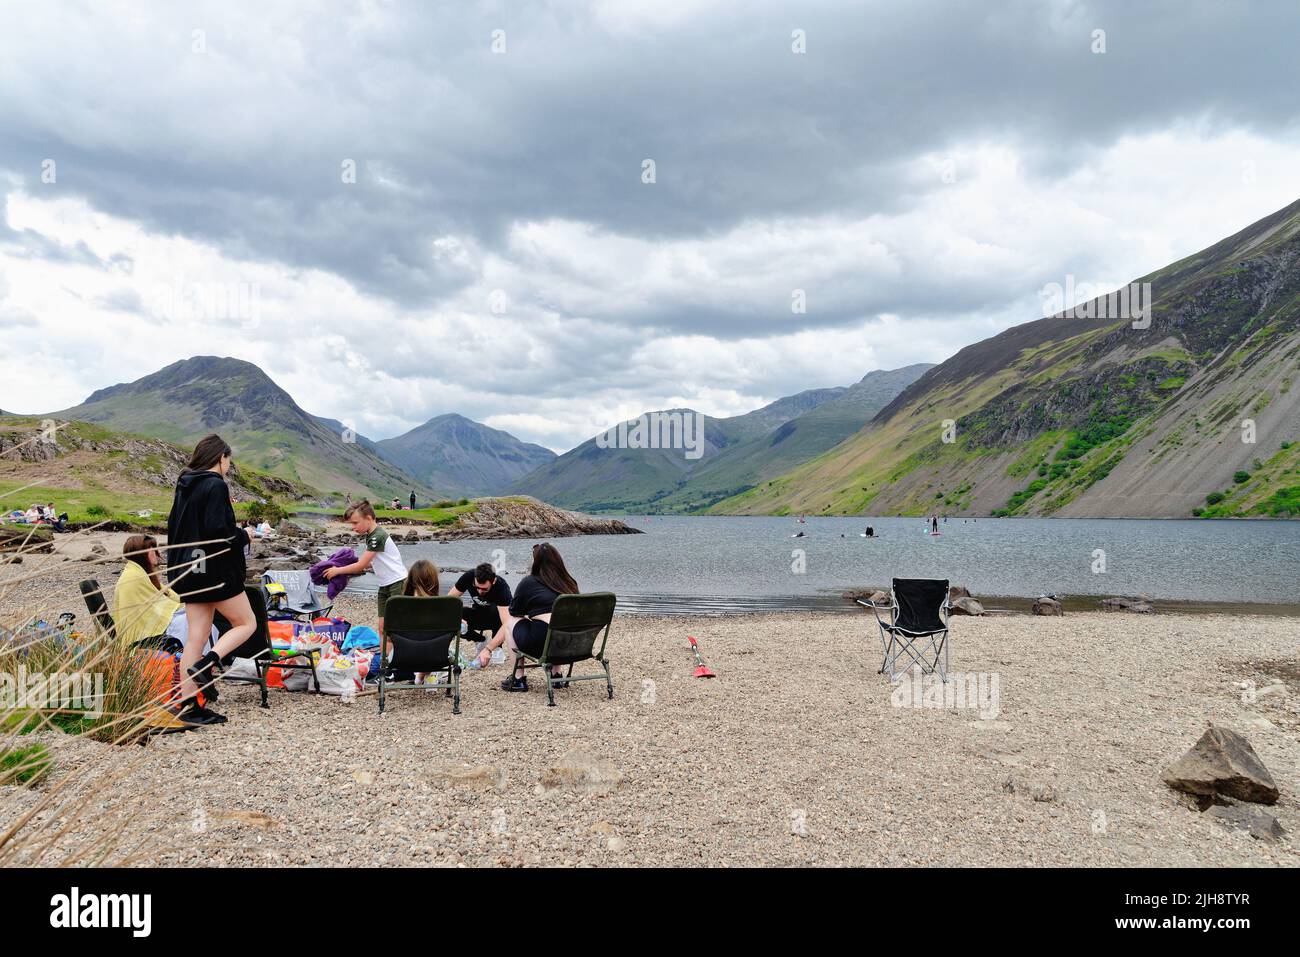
<box><xmin>512</xmin><ymin>618</ymin><xmax>550</xmax><ymax>657</ymax></box>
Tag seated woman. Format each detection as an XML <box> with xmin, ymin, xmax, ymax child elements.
<box><xmin>112</xmin><ymin>535</ymin><xmax>214</xmax><ymax>652</ymax></box>
<box><xmin>399</xmin><ymin>559</ymin><xmax>441</xmax><ymax>684</ymax></box>
<box><xmin>476</xmin><ymin>542</ymin><xmax>577</xmax><ymax>692</ymax></box>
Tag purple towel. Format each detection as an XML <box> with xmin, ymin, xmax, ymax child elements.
<box><xmin>310</xmin><ymin>548</ymin><xmax>358</xmax><ymax>600</ymax></box>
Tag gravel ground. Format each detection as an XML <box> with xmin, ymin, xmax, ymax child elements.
<box><xmin>2</xmin><ymin>556</ymin><xmax>1298</xmax><ymax>867</ymax></box>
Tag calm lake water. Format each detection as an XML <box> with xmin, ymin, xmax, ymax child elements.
<box><xmin>382</xmin><ymin>515</ymin><xmax>1300</xmax><ymax>615</ymax></box>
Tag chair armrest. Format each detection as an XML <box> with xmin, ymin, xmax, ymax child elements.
<box><xmin>855</xmin><ymin>598</ymin><xmax>892</xmax><ymax>627</ymax></box>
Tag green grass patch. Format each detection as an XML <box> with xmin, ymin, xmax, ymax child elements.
<box><xmin>0</xmin><ymin>743</ymin><xmax>52</xmax><ymax>786</ymax></box>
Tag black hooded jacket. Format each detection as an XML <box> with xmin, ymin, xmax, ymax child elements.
<box><xmin>166</xmin><ymin>469</ymin><xmax>248</xmax><ymax>603</ymax></box>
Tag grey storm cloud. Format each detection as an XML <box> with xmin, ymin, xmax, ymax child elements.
<box><xmin>2</xmin><ymin>0</ymin><xmax>1299</xmax><ymax>334</ymax></box>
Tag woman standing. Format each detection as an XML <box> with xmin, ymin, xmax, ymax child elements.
<box><xmin>166</xmin><ymin>434</ymin><xmax>256</xmax><ymax>725</ymax></box>
<box><xmin>477</xmin><ymin>542</ymin><xmax>578</xmax><ymax>692</ymax></box>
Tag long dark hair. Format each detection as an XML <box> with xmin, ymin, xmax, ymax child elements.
<box><xmin>123</xmin><ymin>534</ymin><xmax>161</xmax><ymax>590</ymax></box>
<box><xmin>530</xmin><ymin>542</ymin><xmax>578</xmax><ymax>595</ymax></box>
<box><xmin>403</xmin><ymin>559</ymin><xmax>440</xmax><ymax>597</ymax></box>
<box><xmin>184</xmin><ymin>434</ymin><xmax>232</xmax><ymax>473</ymax></box>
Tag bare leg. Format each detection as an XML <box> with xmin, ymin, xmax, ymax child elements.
<box><xmin>211</xmin><ymin>590</ymin><xmax>255</xmax><ymax>659</ymax></box>
<box><xmin>179</xmin><ymin>602</ymin><xmax>217</xmax><ymax>699</ymax></box>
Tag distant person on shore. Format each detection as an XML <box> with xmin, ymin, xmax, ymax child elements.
<box><xmin>167</xmin><ymin>434</ymin><xmax>257</xmax><ymax>727</ymax></box>
<box><xmin>324</xmin><ymin>500</ymin><xmax>408</xmax><ymax>637</ymax></box>
<box><xmin>48</xmin><ymin>503</ymin><xmax>69</xmax><ymax>531</ymax></box>
<box><xmin>409</xmin><ymin>490</ymin><xmax>416</xmax><ymax>510</ymax></box>
<box><xmin>476</xmin><ymin>542</ymin><xmax>577</xmax><ymax>692</ymax></box>
<box><xmin>449</xmin><ymin>562</ymin><xmax>512</xmax><ymax>655</ymax></box>
<box><xmin>113</xmin><ymin>534</ymin><xmax>216</xmax><ymax>652</ymax></box>
<box><xmin>931</xmin><ymin>515</ymin><xmax>939</xmax><ymax>534</ymax></box>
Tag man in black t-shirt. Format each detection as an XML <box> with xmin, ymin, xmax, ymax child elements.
<box><xmin>449</xmin><ymin>563</ymin><xmax>512</xmax><ymax>649</ymax></box>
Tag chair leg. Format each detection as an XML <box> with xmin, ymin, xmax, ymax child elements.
<box><xmin>258</xmin><ymin>664</ymin><xmax>269</xmax><ymax>709</ymax></box>
<box><xmin>378</xmin><ymin>674</ymin><xmax>386</xmax><ymax>714</ymax></box>
<box><xmin>544</xmin><ymin>668</ymin><xmax>555</xmax><ymax>707</ymax></box>
<box><xmin>603</xmin><ymin>660</ymin><xmax>613</xmax><ymax>700</ymax></box>
<box><xmin>452</xmin><ymin>670</ymin><xmax>461</xmax><ymax>716</ymax></box>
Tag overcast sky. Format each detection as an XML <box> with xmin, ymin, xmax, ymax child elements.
<box><xmin>1</xmin><ymin>0</ymin><xmax>1298</xmax><ymax>451</ymax></box>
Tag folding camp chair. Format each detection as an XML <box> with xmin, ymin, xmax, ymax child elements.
<box><xmin>78</xmin><ymin>579</ymin><xmax>116</xmax><ymax>642</ymax></box>
<box><xmin>261</xmin><ymin>569</ymin><xmax>333</xmax><ymax>622</ymax></box>
<box><xmin>857</xmin><ymin>578</ymin><xmax>951</xmax><ymax>682</ymax></box>
<box><xmin>225</xmin><ymin>585</ymin><xmax>322</xmax><ymax>707</ymax></box>
<box><xmin>379</xmin><ymin>596</ymin><xmax>464</xmax><ymax>715</ymax></box>
<box><xmin>512</xmin><ymin>592</ymin><xmax>616</xmax><ymax>707</ymax></box>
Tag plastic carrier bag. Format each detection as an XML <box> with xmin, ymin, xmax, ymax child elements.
<box><xmin>314</xmin><ymin>655</ymin><xmax>360</xmax><ymax>696</ymax></box>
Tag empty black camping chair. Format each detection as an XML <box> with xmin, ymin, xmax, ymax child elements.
<box><xmin>379</xmin><ymin>596</ymin><xmax>464</xmax><ymax>715</ymax></box>
<box><xmin>224</xmin><ymin>585</ymin><xmax>322</xmax><ymax>707</ymax></box>
<box><xmin>513</xmin><ymin>592</ymin><xmax>616</xmax><ymax>707</ymax></box>
<box><xmin>261</xmin><ymin>569</ymin><xmax>334</xmax><ymax>622</ymax></box>
<box><xmin>857</xmin><ymin>578</ymin><xmax>951</xmax><ymax>682</ymax></box>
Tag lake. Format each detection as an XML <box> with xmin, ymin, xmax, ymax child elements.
<box><xmin>383</xmin><ymin>515</ymin><xmax>1300</xmax><ymax>615</ymax></box>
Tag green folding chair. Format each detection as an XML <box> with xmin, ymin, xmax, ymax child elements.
<box><xmin>379</xmin><ymin>596</ymin><xmax>464</xmax><ymax>715</ymax></box>
<box><xmin>514</xmin><ymin>592</ymin><xmax>616</xmax><ymax>707</ymax></box>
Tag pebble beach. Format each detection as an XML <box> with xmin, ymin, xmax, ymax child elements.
<box><xmin>2</xmin><ymin>547</ymin><xmax>1297</xmax><ymax>867</ymax></box>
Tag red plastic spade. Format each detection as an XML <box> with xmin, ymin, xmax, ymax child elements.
<box><xmin>688</xmin><ymin>635</ymin><xmax>716</xmax><ymax>678</ymax></box>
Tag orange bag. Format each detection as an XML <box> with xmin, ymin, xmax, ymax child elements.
<box><xmin>267</xmin><ymin>620</ymin><xmax>295</xmax><ymax>647</ymax></box>
<box><xmin>264</xmin><ymin>666</ymin><xmax>286</xmax><ymax>689</ymax></box>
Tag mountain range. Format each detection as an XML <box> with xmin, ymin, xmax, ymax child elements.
<box><xmin>508</xmin><ymin>364</ymin><xmax>933</xmax><ymax>512</ymax></box>
<box><xmin>375</xmin><ymin>414</ymin><xmax>556</xmax><ymax>497</ymax></box>
<box><xmin>38</xmin><ymin>197</ymin><xmax>1300</xmax><ymax>518</ymax></box>
<box><xmin>46</xmin><ymin>355</ymin><xmax>925</xmax><ymax>507</ymax></box>
<box><xmin>712</xmin><ymin>197</ymin><xmax>1300</xmax><ymax>519</ymax></box>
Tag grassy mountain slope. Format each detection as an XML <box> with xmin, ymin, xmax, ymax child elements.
<box><xmin>714</xmin><ymin>198</ymin><xmax>1300</xmax><ymax>518</ymax></box>
<box><xmin>374</xmin><ymin>413</ymin><xmax>556</xmax><ymax>497</ymax></box>
<box><xmin>650</xmin><ymin>364</ymin><xmax>933</xmax><ymax>511</ymax></box>
<box><xmin>0</xmin><ymin>416</ymin><xmax>314</xmax><ymax>527</ymax></box>
<box><xmin>53</xmin><ymin>357</ymin><xmax>433</xmax><ymax>500</ymax></box>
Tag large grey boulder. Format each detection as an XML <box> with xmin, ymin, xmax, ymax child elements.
<box><xmin>1161</xmin><ymin>724</ymin><xmax>1280</xmax><ymax>805</ymax></box>
<box><xmin>949</xmin><ymin>596</ymin><xmax>985</xmax><ymax>616</ymax></box>
<box><xmin>1032</xmin><ymin>596</ymin><xmax>1063</xmax><ymax>616</ymax></box>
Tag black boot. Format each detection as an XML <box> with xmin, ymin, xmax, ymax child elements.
<box><xmin>188</xmin><ymin>650</ymin><xmax>222</xmax><ymax>703</ymax></box>
<box><xmin>174</xmin><ymin>697</ymin><xmax>227</xmax><ymax>726</ymax></box>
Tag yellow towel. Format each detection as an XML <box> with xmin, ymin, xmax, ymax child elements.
<box><xmin>111</xmin><ymin>561</ymin><xmax>181</xmax><ymax>649</ymax></box>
